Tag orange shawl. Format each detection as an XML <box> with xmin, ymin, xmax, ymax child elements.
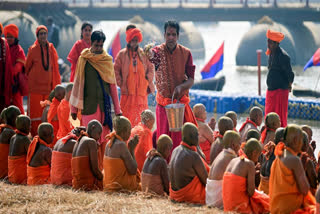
<box><xmin>0</xmin><ymin>143</ymin><xmax>9</xmax><ymax>178</ymax></box>
<box><xmin>8</xmin><ymin>155</ymin><xmax>27</xmax><ymax>184</ymax></box>
<box><xmin>239</xmin><ymin>118</ymin><xmax>257</xmax><ymax>133</ymax></box>
<box><xmin>50</xmin><ymin>151</ymin><xmax>72</xmax><ymax>186</ymax></box>
<box><xmin>27</xmin><ymin>136</ymin><xmax>51</xmax><ymax>165</ymax></box>
<box><xmin>199</xmin><ymin>140</ymin><xmax>211</xmax><ymax>164</ymax></box>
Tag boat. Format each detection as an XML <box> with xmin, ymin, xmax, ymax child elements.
<box><xmin>191</xmin><ymin>75</ymin><xmax>225</xmax><ymax>91</ymax></box>
<box><xmin>292</xmin><ymin>84</ymin><xmax>320</xmax><ymax>98</ymax></box>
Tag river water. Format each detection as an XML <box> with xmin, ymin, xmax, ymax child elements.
<box><xmin>93</xmin><ymin>20</ymin><xmax>320</xmax><ymax>157</ymax></box>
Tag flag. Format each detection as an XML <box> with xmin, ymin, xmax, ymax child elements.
<box><xmin>304</xmin><ymin>48</ymin><xmax>320</xmax><ymax>71</ymax></box>
<box><xmin>201</xmin><ymin>42</ymin><xmax>224</xmax><ymax>79</ymax></box>
<box><xmin>108</xmin><ymin>30</ymin><xmax>121</xmax><ymax>62</ymax></box>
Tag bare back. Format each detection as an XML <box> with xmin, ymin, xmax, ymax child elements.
<box><xmin>9</xmin><ymin>134</ymin><xmax>31</xmax><ymax>156</ymax></box>
<box><xmin>0</xmin><ymin>128</ymin><xmax>15</xmax><ymax>144</ymax></box>
<box><xmin>264</xmin><ymin>131</ymin><xmax>275</xmax><ymax>145</ymax></box>
<box><xmin>198</xmin><ymin>122</ymin><xmax>214</xmax><ymax>144</ymax></box>
<box><xmin>208</xmin><ymin>149</ymin><xmax>237</xmax><ymax>180</ymax></box>
<box><xmin>210</xmin><ymin>137</ymin><xmax>223</xmax><ymax>165</ymax></box>
<box><xmin>54</xmin><ymin>139</ymin><xmax>77</xmax><ymax>153</ymax></box>
<box><xmin>29</xmin><ymin>144</ymin><xmax>52</xmax><ymax>167</ymax></box>
<box><xmin>240</xmin><ymin>124</ymin><xmax>258</xmax><ymax>142</ymax></box>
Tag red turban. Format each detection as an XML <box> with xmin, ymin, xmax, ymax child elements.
<box><xmin>266</xmin><ymin>29</ymin><xmax>285</xmax><ymax>55</ymax></box>
<box><xmin>4</xmin><ymin>24</ymin><xmax>19</xmax><ymax>38</ymax></box>
<box><xmin>126</xmin><ymin>28</ymin><xmax>143</xmax><ymax>44</ymax></box>
<box><xmin>36</xmin><ymin>25</ymin><xmax>48</xmax><ymax>36</ymax></box>
<box><xmin>0</xmin><ymin>23</ymin><xmax>3</xmax><ymax>36</ymax></box>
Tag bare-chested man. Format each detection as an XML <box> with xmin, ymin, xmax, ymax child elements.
<box><xmin>302</xmin><ymin>125</ymin><xmax>317</xmax><ymax>161</ymax></box>
<box><xmin>0</xmin><ymin>105</ymin><xmax>21</xmax><ymax>179</ymax></box>
<box><xmin>51</xmin><ymin>127</ymin><xmax>85</xmax><ymax>186</ymax></box>
<box><xmin>8</xmin><ymin>115</ymin><xmax>31</xmax><ymax>184</ymax></box>
<box><xmin>141</xmin><ymin>134</ymin><xmax>172</xmax><ymax>195</ymax></box>
<box><xmin>261</xmin><ymin>112</ymin><xmax>281</xmax><ymax>145</ymax></box>
<box><xmin>72</xmin><ymin>120</ymin><xmax>103</xmax><ymax>191</ymax></box>
<box><xmin>270</xmin><ymin>124</ymin><xmax>315</xmax><ymax>213</ymax></box>
<box><xmin>193</xmin><ymin>104</ymin><xmax>214</xmax><ymax>164</ymax></box>
<box><xmin>206</xmin><ymin>130</ymin><xmax>240</xmax><ymax>209</ymax></box>
<box><xmin>27</xmin><ymin>123</ymin><xmax>54</xmax><ymax>185</ymax></box>
<box><xmin>225</xmin><ymin>111</ymin><xmax>238</xmax><ymax>132</ymax></box>
<box><xmin>169</xmin><ymin>122</ymin><xmax>208</xmax><ymax>204</ymax></box>
<box><xmin>239</xmin><ymin>107</ymin><xmax>263</xmax><ymax>142</ymax></box>
<box><xmin>223</xmin><ymin>138</ymin><xmax>270</xmax><ymax>213</ymax></box>
<box><xmin>210</xmin><ymin>116</ymin><xmax>233</xmax><ymax>164</ymax></box>
<box><xmin>104</xmin><ymin>116</ymin><xmax>140</xmax><ymax>191</ymax></box>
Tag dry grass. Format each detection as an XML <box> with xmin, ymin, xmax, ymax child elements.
<box><xmin>0</xmin><ymin>181</ymin><xmax>225</xmax><ymax>214</ymax></box>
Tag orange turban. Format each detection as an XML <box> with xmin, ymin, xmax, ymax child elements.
<box><xmin>126</xmin><ymin>28</ymin><xmax>143</xmax><ymax>44</ymax></box>
<box><xmin>4</xmin><ymin>24</ymin><xmax>19</xmax><ymax>38</ymax></box>
<box><xmin>36</xmin><ymin>25</ymin><xmax>48</xmax><ymax>36</ymax></box>
<box><xmin>0</xmin><ymin>23</ymin><xmax>3</xmax><ymax>35</ymax></box>
<box><xmin>266</xmin><ymin>29</ymin><xmax>285</xmax><ymax>55</ymax></box>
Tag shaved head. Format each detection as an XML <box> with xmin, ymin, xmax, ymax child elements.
<box><xmin>38</xmin><ymin>122</ymin><xmax>54</xmax><ymax>144</ymax></box>
<box><xmin>114</xmin><ymin>116</ymin><xmax>131</xmax><ymax>141</ymax></box>
<box><xmin>225</xmin><ymin>111</ymin><xmax>237</xmax><ymax>128</ymax></box>
<box><xmin>193</xmin><ymin>104</ymin><xmax>207</xmax><ymax>120</ymax></box>
<box><xmin>141</xmin><ymin>109</ymin><xmax>155</xmax><ymax>129</ymax></box>
<box><xmin>265</xmin><ymin>112</ymin><xmax>280</xmax><ymax>130</ymax></box>
<box><xmin>218</xmin><ymin>116</ymin><xmax>234</xmax><ymax>136</ymax></box>
<box><xmin>274</xmin><ymin>127</ymin><xmax>285</xmax><ymax>144</ymax></box>
<box><xmin>65</xmin><ymin>83</ymin><xmax>73</xmax><ymax>101</ymax></box>
<box><xmin>182</xmin><ymin>122</ymin><xmax>199</xmax><ymax>146</ymax></box>
<box><xmin>0</xmin><ymin>107</ymin><xmax>6</xmax><ymax>124</ymax></box>
<box><xmin>244</xmin><ymin>138</ymin><xmax>262</xmax><ymax>161</ymax></box>
<box><xmin>5</xmin><ymin>105</ymin><xmax>21</xmax><ymax>127</ymax></box>
<box><xmin>54</xmin><ymin>84</ymin><xmax>65</xmax><ymax>101</ymax></box>
<box><xmin>249</xmin><ymin>107</ymin><xmax>263</xmax><ymax>126</ymax></box>
<box><xmin>223</xmin><ymin>130</ymin><xmax>240</xmax><ymax>150</ymax></box>
<box><xmin>301</xmin><ymin>125</ymin><xmax>312</xmax><ymax>142</ymax></box>
<box><xmin>157</xmin><ymin>134</ymin><xmax>173</xmax><ymax>158</ymax></box>
<box><xmin>284</xmin><ymin>124</ymin><xmax>303</xmax><ymax>153</ymax></box>
<box><xmin>301</xmin><ymin>131</ymin><xmax>309</xmax><ymax>152</ymax></box>
<box><xmin>16</xmin><ymin>115</ymin><xmax>31</xmax><ymax>134</ymax></box>
<box><xmin>246</xmin><ymin>129</ymin><xmax>261</xmax><ymax>141</ymax></box>
<box><xmin>87</xmin><ymin>119</ymin><xmax>103</xmax><ymax>141</ymax></box>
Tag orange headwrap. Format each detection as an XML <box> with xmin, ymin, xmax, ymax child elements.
<box><xmin>266</xmin><ymin>29</ymin><xmax>285</xmax><ymax>55</ymax></box>
<box><xmin>0</xmin><ymin>23</ymin><xmax>3</xmax><ymax>35</ymax></box>
<box><xmin>4</xmin><ymin>24</ymin><xmax>19</xmax><ymax>38</ymax></box>
<box><xmin>36</xmin><ymin>25</ymin><xmax>48</xmax><ymax>36</ymax></box>
<box><xmin>126</xmin><ymin>28</ymin><xmax>143</xmax><ymax>44</ymax></box>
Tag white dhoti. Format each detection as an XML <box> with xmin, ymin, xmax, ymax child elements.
<box><xmin>205</xmin><ymin>178</ymin><xmax>223</xmax><ymax>209</ymax></box>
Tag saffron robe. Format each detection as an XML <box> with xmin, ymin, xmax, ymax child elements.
<box><xmin>57</xmin><ymin>99</ymin><xmax>73</xmax><ymax>140</ymax></box>
<box><xmin>51</xmin><ymin>151</ymin><xmax>72</xmax><ymax>186</ymax></box>
<box><xmin>8</xmin><ymin>155</ymin><xmax>27</xmax><ymax>184</ymax></box>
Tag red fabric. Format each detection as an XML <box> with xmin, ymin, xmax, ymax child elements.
<box><xmin>4</xmin><ymin>24</ymin><xmax>19</xmax><ymax>38</ymax></box>
<box><xmin>195</xmin><ymin>117</ymin><xmax>205</xmax><ymax>123</ymax></box>
<box><xmin>126</xmin><ymin>28</ymin><xmax>143</xmax><ymax>43</ymax></box>
<box><xmin>0</xmin><ymin>144</ymin><xmax>9</xmax><ymax>178</ymax></box>
<box><xmin>0</xmin><ymin>23</ymin><xmax>3</xmax><ymax>35</ymax></box>
<box><xmin>60</xmin><ymin>133</ymin><xmax>77</xmax><ymax>144</ymax></box>
<box><xmin>16</xmin><ymin>129</ymin><xmax>28</xmax><ymax>136</ymax></box>
<box><xmin>47</xmin><ymin>97</ymin><xmax>60</xmax><ymax>144</ymax></box>
<box><xmin>260</xmin><ymin>127</ymin><xmax>276</xmax><ymax>145</ymax></box>
<box><xmin>265</xmin><ymin>89</ymin><xmax>289</xmax><ymax>127</ymax></box>
<box><xmin>120</xmin><ymin>95</ymin><xmax>148</xmax><ymax>127</ymax></box>
<box><xmin>36</xmin><ymin>25</ymin><xmax>48</xmax><ymax>35</ymax></box>
<box><xmin>50</xmin><ymin>151</ymin><xmax>72</xmax><ymax>186</ymax></box>
<box><xmin>199</xmin><ymin>140</ymin><xmax>211</xmax><ymax>164</ymax></box>
<box><xmin>213</xmin><ymin>131</ymin><xmax>223</xmax><ymax>139</ymax></box>
<box><xmin>239</xmin><ymin>118</ymin><xmax>258</xmax><ymax>133</ymax></box>
<box><xmin>67</xmin><ymin>39</ymin><xmax>90</xmax><ymax>82</ymax></box>
<box><xmin>0</xmin><ymin>38</ymin><xmax>13</xmax><ymax>108</ymax></box>
<box><xmin>27</xmin><ymin>165</ymin><xmax>50</xmax><ymax>185</ymax></box>
<box><xmin>223</xmin><ymin>172</ymin><xmax>270</xmax><ymax>213</ymax></box>
<box><xmin>26</xmin><ymin>136</ymin><xmax>51</xmax><ymax>165</ymax></box>
<box><xmin>28</xmin><ymin>93</ymin><xmax>48</xmax><ymax>137</ymax></box>
<box><xmin>57</xmin><ymin>99</ymin><xmax>73</xmax><ymax>139</ymax></box>
<box><xmin>8</xmin><ymin>155</ymin><xmax>27</xmax><ymax>184</ymax></box>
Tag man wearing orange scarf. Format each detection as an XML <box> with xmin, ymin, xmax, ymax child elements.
<box><xmin>0</xmin><ymin>106</ymin><xmax>20</xmax><ymax>179</ymax></box>
<box><xmin>25</xmin><ymin>25</ymin><xmax>61</xmax><ymax>137</ymax></box>
<box><xmin>8</xmin><ymin>115</ymin><xmax>31</xmax><ymax>184</ymax></box>
<box><xmin>4</xmin><ymin>24</ymin><xmax>26</xmax><ymax>114</ymax></box>
<box><xmin>70</xmin><ymin>31</ymin><xmax>121</xmax><ymax>171</ymax></box>
<box><xmin>269</xmin><ymin>125</ymin><xmax>316</xmax><ymax>213</ymax></box>
<box><xmin>260</xmin><ymin>112</ymin><xmax>280</xmax><ymax>145</ymax></box>
<box><xmin>169</xmin><ymin>123</ymin><xmax>208</xmax><ymax>204</ymax></box>
<box><xmin>239</xmin><ymin>106</ymin><xmax>263</xmax><ymax>143</ymax></box>
<box><xmin>27</xmin><ymin>123</ymin><xmax>53</xmax><ymax>185</ymax></box>
<box><xmin>265</xmin><ymin>29</ymin><xmax>294</xmax><ymax>127</ymax></box>
<box><xmin>104</xmin><ymin>116</ymin><xmax>141</xmax><ymax>192</ymax></box>
<box><xmin>0</xmin><ymin>23</ymin><xmax>13</xmax><ymax>113</ymax></box>
<box><xmin>114</xmin><ymin>25</ymin><xmax>155</xmax><ymax>127</ymax></box>
<box><xmin>147</xmin><ymin>21</ymin><xmax>197</xmax><ymax>155</ymax></box>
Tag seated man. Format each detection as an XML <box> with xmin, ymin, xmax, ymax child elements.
<box><xmin>302</xmin><ymin>125</ymin><xmax>317</xmax><ymax>162</ymax></box>
<box><xmin>261</xmin><ymin>112</ymin><xmax>281</xmax><ymax>145</ymax></box>
<box><xmin>259</xmin><ymin>127</ymin><xmax>284</xmax><ymax>194</ymax></box>
<box><xmin>225</xmin><ymin>111</ymin><xmax>238</xmax><ymax>132</ymax></box>
<box><xmin>47</xmin><ymin>85</ymin><xmax>65</xmax><ymax>145</ymax></box>
<box><xmin>8</xmin><ymin>115</ymin><xmax>31</xmax><ymax>184</ymax></box>
<box><xmin>270</xmin><ymin>125</ymin><xmax>315</xmax><ymax>213</ymax></box>
<box><xmin>0</xmin><ymin>108</ymin><xmax>6</xmax><ymax>124</ymax></box>
<box><xmin>316</xmin><ymin>187</ymin><xmax>320</xmax><ymax>213</ymax></box>
<box><xmin>206</xmin><ymin>130</ymin><xmax>240</xmax><ymax>209</ymax></box>
<box><xmin>130</xmin><ymin>109</ymin><xmax>155</xmax><ymax>172</ymax></box>
<box><xmin>239</xmin><ymin>106</ymin><xmax>263</xmax><ymax>142</ymax></box>
<box><xmin>223</xmin><ymin>138</ymin><xmax>270</xmax><ymax>213</ymax></box>
<box><xmin>27</xmin><ymin>123</ymin><xmax>54</xmax><ymax>185</ymax></box>
<box><xmin>72</xmin><ymin>120</ymin><xmax>103</xmax><ymax>191</ymax></box>
<box><xmin>0</xmin><ymin>106</ymin><xmax>21</xmax><ymax>179</ymax></box>
<box><xmin>141</xmin><ymin>134</ymin><xmax>172</xmax><ymax>195</ymax></box>
<box><xmin>193</xmin><ymin>104</ymin><xmax>214</xmax><ymax>164</ymax></box>
<box><xmin>57</xmin><ymin>83</ymin><xmax>74</xmax><ymax>140</ymax></box>
<box><xmin>210</xmin><ymin>116</ymin><xmax>233</xmax><ymax>164</ymax></box>
<box><xmin>51</xmin><ymin>127</ymin><xmax>85</xmax><ymax>186</ymax></box>
<box><xmin>104</xmin><ymin>116</ymin><xmax>140</xmax><ymax>191</ymax></box>
<box><xmin>169</xmin><ymin>122</ymin><xmax>208</xmax><ymax>205</ymax></box>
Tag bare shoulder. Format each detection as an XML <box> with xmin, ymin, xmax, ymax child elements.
<box><xmin>282</xmin><ymin>152</ymin><xmax>301</xmax><ymax>170</ymax></box>
<box><xmin>154</xmin><ymin>157</ymin><xmax>167</xmax><ymax>168</ymax></box>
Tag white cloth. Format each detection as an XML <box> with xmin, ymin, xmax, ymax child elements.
<box><xmin>205</xmin><ymin>178</ymin><xmax>223</xmax><ymax>209</ymax></box>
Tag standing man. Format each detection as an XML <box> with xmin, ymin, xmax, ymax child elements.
<box><xmin>46</xmin><ymin>16</ymin><xmax>60</xmax><ymax>48</ymax></box>
<box><xmin>25</xmin><ymin>25</ymin><xmax>61</xmax><ymax>136</ymax></box>
<box><xmin>70</xmin><ymin>31</ymin><xmax>121</xmax><ymax>170</ymax></box>
<box><xmin>147</xmin><ymin>20</ymin><xmax>197</xmax><ymax>152</ymax></box>
<box><xmin>265</xmin><ymin>29</ymin><xmax>294</xmax><ymax>127</ymax></box>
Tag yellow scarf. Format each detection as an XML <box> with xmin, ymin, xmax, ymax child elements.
<box><xmin>70</xmin><ymin>48</ymin><xmax>116</xmax><ymax>109</ymax></box>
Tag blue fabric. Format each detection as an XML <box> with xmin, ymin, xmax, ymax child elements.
<box><xmin>201</xmin><ymin>54</ymin><xmax>224</xmax><ymax>79</ymax></box>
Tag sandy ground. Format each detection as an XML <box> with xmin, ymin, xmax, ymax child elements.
<box><xmin>0</xmin><ymin>181</ymin><xmax>225</xmax><ymax>214</ymax></box>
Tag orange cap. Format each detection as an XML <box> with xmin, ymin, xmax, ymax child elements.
<box><xmin>4</xmin><ymin>24</ymin><xmax>19</xmax><ymax>38</ymax></box>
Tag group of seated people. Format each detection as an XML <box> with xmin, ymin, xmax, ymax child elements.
<box><xmin>1</xmin><ymin>89</ymin><xmax>320</xmax><ymax>213</ymax></box>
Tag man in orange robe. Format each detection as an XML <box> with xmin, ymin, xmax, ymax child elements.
<box><xmin>223</xmin><ymin>138</ymin><xmax>270</xmax><ymax>213</ymax></box>
<box><xmin>270</xmin><ymin>125</ymin><xmax>316</xmax><ymax>213</ymax></box>
<box><xmin>27</xmin><ymin>123</ymin><xmax>53</xmax><ymax>185</ymax></box>
<box><xmin>104</xmin><ymin>116</ymin><xmax>141</xmax><ymax>192</ymax></box>
<box><xmin>25</xmin><ymin>25</ymin><xmax>61</xmax><ymax>137</ymax></box>
<box><xmin>47</xmin><ymin>85</ymin><xmax>65</xmax><ymax>146</ymax></box>
<box><xmin>8</xmin><ymin>115</ymin><xmax>31</xmax><ymax>184</ymax></box>
<box><xmin>114</xmin><ymin>25</ymin><xmax>155</xmax><ymax>127</ymax></box>
<box><xmin>129</xmin><ymin>109</ymin><xmax>155</xmax><ymax>172</ymax></box>
<box><xmin>72</xmin><ymin>120</ymin><xmax>103</xmax><ymax>190</ymax></box>
<box><xmin>0</xmin><ymin>106</ymin><xmax>20</xmax><ymax>179</ymax></box>
<box><xmin>169</xmin><ymin>123</ymin><xmax>208</xmax><ymax>204</ymax></box>
<box><xmin>147</xmin><ymin>21</ymin><xmax>197</xmax><ymax>154</ymax></box>
<box><xmin>57</xmin><ymin>83</ymin><xmax>74</xmax><ymax>140</ymax></box>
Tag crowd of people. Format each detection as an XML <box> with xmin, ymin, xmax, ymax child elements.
<box><xmin>0</xmin><ymin>19</ymin><xmax>319</xmax><ymax>213</ymax></box>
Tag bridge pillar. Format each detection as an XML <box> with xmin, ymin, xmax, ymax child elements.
<box><xmin>89</xmin><ymin>0</ymin><xmax>93</xmax><ymax>7</ymax></box>
<box><xmin>119</xmin><ymin>0</ymin><xmax>122</xmax><ymax>7</ymax></box>
<box><xmin>306</xmin><ymin>0</ymin><xmax>309</xmax><ymax>8</ymax></box>
<box><xmin>273</xmin><ymin>0</ymin><xmax>278</xmax><ymax>7</ymax></box>
<box><xmin>148</xmin><ymin>0</ymin><xmax>151</xmax><ymax>8</ymax></box>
